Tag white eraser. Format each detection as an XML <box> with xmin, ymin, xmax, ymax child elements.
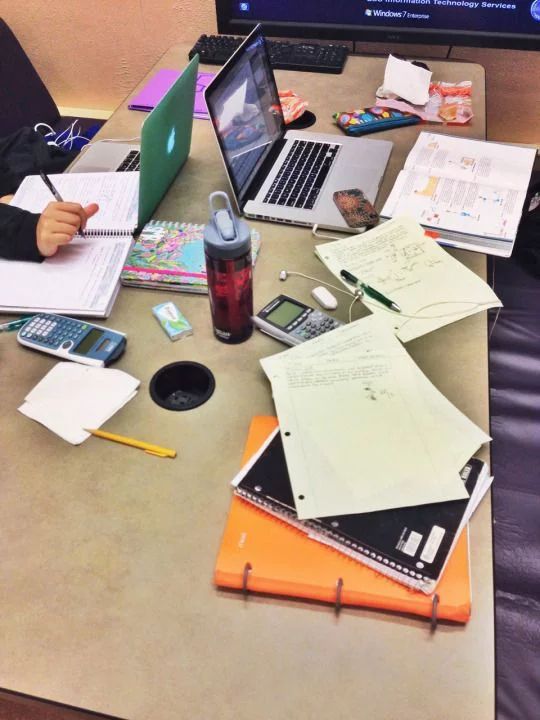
<box><xmin>311</xmin><ymin>286</ymin><xmax>338</xmax><ymax>310</ymax></box>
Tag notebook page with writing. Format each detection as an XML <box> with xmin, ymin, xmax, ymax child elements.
<box><xmin>0</xmin><ymin>236</ymin><xmax>130</xmax><ymax>316</ymax></box>
<box><xmin>260</xmin><ymin>316</ymin><xmax>488</xmax><ymax>519</ymax></box>
<box><xmin>314</xmin><ymin>216</ymin><xmax>501</xmax><ymax>343</ymax></box>
<box><xmin>1</xmin><ymin>173</ymin><xmax>138</xmax><ymax>316</ymax></box>
<box><xmin>10</xmin><ymin>172</ymin><xmax>139</xmax><ymax>235</ymax></box>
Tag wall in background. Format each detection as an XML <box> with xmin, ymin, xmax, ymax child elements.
<box><xmin>0</xmin><ymin>1</ymin><xmax>216</xmax><ymax>111</ymax></box>
<box><xmin>0</xmin><ymin>1</ymin><xmax>538</xmax><ymax>143</ymax></box>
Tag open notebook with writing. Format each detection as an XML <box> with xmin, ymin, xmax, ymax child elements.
<box><xmin>215</xmin><ymin>416</ymin><xmax>475</xmax><ymax>623</ymax></box>
<box><xmin>2</xmin><ymin>172</ymin><xmax>138</xmax><ymax>317</ymax></box>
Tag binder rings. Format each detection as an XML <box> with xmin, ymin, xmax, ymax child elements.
<box><xmin>214</xmin><ymin>417</ymin><xmax>473</xmax><ymax>623</ymax></box>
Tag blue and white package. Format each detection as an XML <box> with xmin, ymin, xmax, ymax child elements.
<box><xmin>152</xmin><ymin>302</ymin><xmax>192</xmax><ymax>341</ymax></box>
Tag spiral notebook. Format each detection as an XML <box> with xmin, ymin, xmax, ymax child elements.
<box><xmin>215</xmin><ymin>417</ymin><xmax>473</xmax><ymax>623</ymax></box>
<box><xmin>121</xmin><ymin>219</ymin><xmax>261</xmax><ymax>293</ymax></box>
<box><xmin>1</xmin><ymin>172</ymin><xmax>138</xmax><ymax>317</ymax></box>
<box><xmin>232</xmin><ymin>423</ymin><xmax>491</xmax><ymax>594</ymax></box>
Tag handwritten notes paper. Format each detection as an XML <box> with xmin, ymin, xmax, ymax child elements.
<box><xmin>260</xmin><ymin>315</ymin><xmax>489</xmax><ymax>520</ymax></box>
<box><xmin>315</xmin><ymin>216</ymin><xmax>501</xmax><ymax>342</ymax></box>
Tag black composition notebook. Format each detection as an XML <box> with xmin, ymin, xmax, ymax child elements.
<box><xmin>232</xmin><ymin>428</ymin><xmax>491</xmax><ymax>594</ymax></box>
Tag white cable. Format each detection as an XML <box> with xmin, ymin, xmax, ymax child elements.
<box><xmin>281</xmin><ymin>270</ymin><xmax>356</xmax><ymax>299</ymax></box>
<box><xmin>348</xmin><ymin>294</ymin><xmax>361</xmax><ymax>323</ymax></box>
<box><xmin>34</xmin><ymin>122</ymin><xmax>55</xmax><ymax>136</ymax></box>
<box><xmin>311</xmin><ymin>224</ymin><xmax>350</xmax><ymax>242</ymax></box>
<box><xmin>488</xmin><ymin>258</ymin><xmax>501</xmax><ymax>340</ymax></box>
<box><xmin>364</xmin><ymin>297</ymin><xmax>497</xmax><ymax>326</ymax></box>
<box><xmin>34</xmin><ymin>120</ymin><xmax>90</xmax><ymax>150</ymax></box>
<box><xmin>281</xmin><ymin>268</ymin><xmax>498</xmax><ymax>326</ymax></box>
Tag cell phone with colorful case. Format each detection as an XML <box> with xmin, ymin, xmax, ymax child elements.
<box><xmin>333</xmin><ymin>188</ymin><xmax>379</xmax><ymax>229</ymax></box>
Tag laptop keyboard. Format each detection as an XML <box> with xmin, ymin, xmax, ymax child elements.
<box><xmin>116</xmin><ymin>150</ymin><xmax>140</xmax><ymax>172</ymax></box>
<box><xmin>263</xmin><ymin>140</ymin><xmax>339</xmax><ymax>210</ymax></box>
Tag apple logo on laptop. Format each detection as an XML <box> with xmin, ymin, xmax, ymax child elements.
<box><xmin>167</xmin><ymin>127</ymin><xmax>176</xmax><ymax>155</ymax></box>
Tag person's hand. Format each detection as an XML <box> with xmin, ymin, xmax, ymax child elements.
<box><xmin>0</xmin><ymin>194</ymin><xmax>14</xmax><ymax>204</ymax></box>
<box><xmin>36</xmin><ymin>201</ymin><xmax>99</xmax><ymax>257</ymax></box>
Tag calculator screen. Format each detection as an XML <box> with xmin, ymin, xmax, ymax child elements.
<box><xmin>266</xmin><ymin>300</ymin><xmax>304</xmax><ymax>328</ymax></box>
<box><xmin>73</xmin><ymin>328</ymin><xmax>104</xmax><ymax>355</ymax></box>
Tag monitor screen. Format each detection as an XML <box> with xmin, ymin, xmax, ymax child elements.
<box><xmin>216</xmin><ymin>0</ymin><xmax>540</xmax><ymax>50</ymax></box>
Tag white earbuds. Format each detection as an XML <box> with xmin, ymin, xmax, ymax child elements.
<box><xmin>278</xmin><ymin>269</ymin><xmax>360</xmax><ymax>299</ymax></box>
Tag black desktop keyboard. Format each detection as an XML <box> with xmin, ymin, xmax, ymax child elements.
<box><xmin>188</xmin><ymin>34</ymin><xmax>349</xmax><ymax>74</ymax></box>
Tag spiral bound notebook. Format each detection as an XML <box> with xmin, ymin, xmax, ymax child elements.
<box><xmin>215</xmin><ymin>416</ymin><xmax>473</xmax><ymax>623</ymax></box>
<box><xmin>9</xmin><ymin>172</ymin><xmax>139</xmax><ymax>236</ymax></box>
<box><xmin>1</xmin><ymin>172</ymin><xmax>138</xmax><ymax>317</ymax></box>
<box><xmin>121</xmin><ymin>219</ymin><xmax>262</xmax><ymax>293</ymax></box>
<box><xmin>232</xmin><ymin>421</ymin><xmax>491</xmax><ymax>595</ymax></box>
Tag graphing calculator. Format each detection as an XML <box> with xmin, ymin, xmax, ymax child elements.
<box><xmin>253</xmin><ymin>295</ymin><xmax>343</xmax><ymax>346</ymax></box>
<box><xmin>17</xmin><ymin>313</ymin><xmax>126</xmax><ymax>366</ymax></box>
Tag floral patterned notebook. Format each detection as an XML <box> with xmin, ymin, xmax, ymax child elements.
<box><xmin>121</xmin><ymin>220</ymin><xmax>260</xmax><ymax>294</ymax></box>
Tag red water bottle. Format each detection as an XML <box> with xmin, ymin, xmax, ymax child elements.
<box><xmin>204</xmin><ymin>191</ymin><xmax>253</xmax><ymax>344</ymax></box>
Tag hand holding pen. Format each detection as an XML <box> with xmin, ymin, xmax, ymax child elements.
<box><xmin>340</xmin><ymin>269</ymin><xmax>401</xmax><ymax>313</ymax></box>
<box><xmin>37</xmin><ymin>171</ymin><xmax>99</xmax><ymax>257</ymax></box>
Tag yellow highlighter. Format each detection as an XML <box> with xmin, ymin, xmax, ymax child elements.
<box><xmin>85</xmin><ymin>428</ymin><xmax>177</xmax><ymax>458</ymax></box>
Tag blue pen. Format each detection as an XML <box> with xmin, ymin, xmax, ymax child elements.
<box><xmin>0</xmin><ymin>316</ymin><xmax>33</xmax><ymax>333</ymax></box>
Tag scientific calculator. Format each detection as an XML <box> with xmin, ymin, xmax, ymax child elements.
<box><xmin>17</xmin><ymin>313</ymin><xmax>126</xmax><ymax>366</ymax></box>
<box><xmin>253</xmin><ymin>294</ymin><xmax>343</xmax><ymax>346</ymax></box>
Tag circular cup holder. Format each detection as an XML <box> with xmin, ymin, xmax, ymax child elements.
<box><xmin>287</xmin><ymin>110</ymin><xmax>316</xmax><ymax>130</ymax></box>
<box><xmin>149</xmin><ymin>361</ymin><xmax>215</xmax><ymax>411</ymax></box>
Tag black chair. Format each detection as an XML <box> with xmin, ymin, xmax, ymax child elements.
<box><xmin>0</xmin><ymin>17</ymin><xmax>104</xmax><ymax>139</ymax></box>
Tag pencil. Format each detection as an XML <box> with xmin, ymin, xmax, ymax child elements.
<box><xmin>85</xmin><ymin>428</ymin><xmax>177</xmax><ymax>458</ymax></box>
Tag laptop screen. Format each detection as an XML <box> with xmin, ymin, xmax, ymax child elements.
<box><xmin>205</xmin><ymin>26</ymin><xmax>285</xmax><ymax>206</ymax></box>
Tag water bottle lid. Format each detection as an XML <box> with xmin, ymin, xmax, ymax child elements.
<box><xmin>204</xmin><ymin>191</ymin><xmax>251</xmax><ymax>260</ymax></box>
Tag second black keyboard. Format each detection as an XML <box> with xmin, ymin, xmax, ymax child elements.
<box><xmin>188</xmin><ymin>34</ymin><xmax>349</xmax><ymax>74</ymax></box>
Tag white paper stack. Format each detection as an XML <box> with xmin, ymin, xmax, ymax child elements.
<box><xmin>18</xmin><ymin>362</ymin><xmax>140</xmax><ymax>444</ymax></box>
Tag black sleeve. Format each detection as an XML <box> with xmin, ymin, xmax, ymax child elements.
<box><xmin>0</xmin><ymin>204</ymin><xmax>44</xmax><ymax>262</ymax></box>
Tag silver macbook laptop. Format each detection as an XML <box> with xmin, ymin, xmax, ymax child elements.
<box><xmin>67</xmin><ymin>55</ymin><xmax>199</xmax><ymax>229</ymax></box>
<box><xmin>204</xmin><ymin>25</ymin><xmax>392</xmax><ymax>231</ymax></box>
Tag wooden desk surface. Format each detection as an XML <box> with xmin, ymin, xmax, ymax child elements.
<box><xmin>0</xmin><ymin>45</ymin><xmax>493</xmax><ymax>720</ymax></box>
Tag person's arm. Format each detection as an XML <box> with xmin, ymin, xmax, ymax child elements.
<box><xmin>0</xmin><ymin>202</ymin><xmax>43</xmax><ymax>262</ymax></box>
<box><xmin>0</xmin><ymin>199</ymin><xmax>99</xmax><ymax>262</ymax></box>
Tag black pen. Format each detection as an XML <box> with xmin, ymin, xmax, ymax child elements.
<box><xmin>340</xmin><ymin>269</ymin><xmax>401</xmax><ymax>313</ymax></box>
<box><xmin>39</xmin><ymin>171</ymin><xmax>86</xmax><ymax>238</ymax></box>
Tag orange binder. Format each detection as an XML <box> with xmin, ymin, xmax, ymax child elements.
<box><xmin>214</xmin><ymin>416</ymin><xmax>472</xmax><ymax>623</ymax></box>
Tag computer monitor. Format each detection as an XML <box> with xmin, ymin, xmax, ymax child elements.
<box><xmin>216</xmin><ymin>0</ymin><xmax>540</xmax><ymax>51</ymax></box>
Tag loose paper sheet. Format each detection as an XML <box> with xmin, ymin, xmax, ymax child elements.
<box><xmin>19</xmin><ymin>362</ymin><xmax>140</xmax><ymax>444</ymax></box>
<box><xmin>315</xmin><ymin>216</ymin><xmax>501</xmax><ymax>342</ymax></box>
<box><xmin>260</xmin><ymin>316</ymin><xmax>489</xmax><ymax>519</ymax></box>
<box><xmin>382</xmin><ymin>55</ymin><xmax>432</xmax><ymax>106</ymax></box>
